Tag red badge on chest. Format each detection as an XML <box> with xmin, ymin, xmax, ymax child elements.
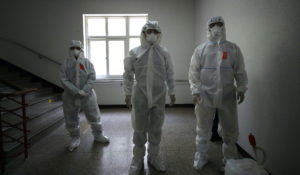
<box><xmin>222</xmin><ymin>52</ymin><xmax>227</xmax><ymax>60</ymax></box>
<box><xmin>79</xmin><ymin>64</ymin><xmax>85</xmax><ymax>70</ymax></box>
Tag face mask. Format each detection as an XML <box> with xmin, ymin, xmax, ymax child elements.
<box><xmin>146</xmin><ymin>33</ymin><xmax>158</xmax><ymax>44</ymax></box>
<box><xmin>211</xmin><ymin>26</ymin><xmax>222</xmax><ymax>38</ymax></box>
<box><xmin>71</xmin><ymin>49</ymin><xmax>81</xmax><ymax>58</ymax></box>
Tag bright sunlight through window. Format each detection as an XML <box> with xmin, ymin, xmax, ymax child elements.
<box><xmin>83</xmin><ymin>14</ymin><xmax>148</xmax><ymax>79</ymax></box>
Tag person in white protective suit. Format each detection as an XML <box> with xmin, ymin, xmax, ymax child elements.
<box><xmin>123</xmin><ymin>21</ymin><xmax>176</xmax><ymax>175</ymax></box>
<box><xmin>188</xmin><ymin>16</ymin><xmax>248</xmax><ymax>170</ymax></box>
<box><xmin>60</xmin><ymin>40</ymin><xmax>109</xmax><ymax>152</ymax></box>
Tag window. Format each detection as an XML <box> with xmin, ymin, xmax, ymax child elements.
<box><xmin>83</xmin><ymin>14</ymin><xmax>148</xmax><ymax>79</ymax></box>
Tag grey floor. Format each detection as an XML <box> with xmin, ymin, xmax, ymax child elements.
<box><xmin>4</xmin><ymin>107</ymin><xmax>227</xmax><ymax>175</ymax></box>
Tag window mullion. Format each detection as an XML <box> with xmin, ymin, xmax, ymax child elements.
<box><xmin>88</xmin><ymin>39</ymin><xmax>91</xmax><ymax>61</ymax></box>
<box><xmin>125</xmin><ymin>16</ymin><xmax>129</xmax><ymax>56</ymax></box>
<box><xmin>105</xmin><ymin>17</ymin><xmax>109</xmax><ymax>78</ymax></box>
<box><xmin>83</xmin><ymin>16</ymin><xmax>88</xmax><ymax>57</ymax></box>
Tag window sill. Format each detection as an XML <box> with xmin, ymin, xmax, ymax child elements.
<box><xmin>95</xmin><ymin>79</ymin><xmax>123</xmax><ymax>84</ymax></box>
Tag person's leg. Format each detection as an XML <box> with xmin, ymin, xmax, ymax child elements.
<box><xmin>62</xmin><ymin>92</ymin><xmax>81</xmax><ymax>151</ymax></box>
<box><xmin>82</xmin><ymin>90</ymin><xmax>109</xmax><ymax>143</ymax></box>
<box><xmin>218</xmin><ymin>103</ymin><xmax>239</xmax><ymax>163</ymax></box>
<box><xmin>147</xmin><ymin>104</ymin><xmax>166</xmax><ymax>172</ymax></box>
<box><xmin>194</xmin><ymin>102</ymin><xmax>215</xmax><ymax>170</ymax></box>
<box><xmin>131</xmin><ymin>106</ymin><xmax>148</xmax><ymax>159</ymax></box>
<box><xmin>129</xmin><ymin>89</ymin><xmax>149</xmax><ymax>175</ymax></box>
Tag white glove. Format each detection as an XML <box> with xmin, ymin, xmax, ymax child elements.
<box><xmin>78</xmin><ymin>90</ymin><xmax>87</xmax><ymax>96</ymax></box>
<box><xmin>192</xmin><ymin>93</ymin><xmax>201</xmax><ymax>105</ymax></box>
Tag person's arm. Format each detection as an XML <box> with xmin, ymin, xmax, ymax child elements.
<box><xmin>165</xmin><ymin>50</ymin><xmax>175</xmax><ymax>96</ymax></box>
<box><xmin>82</xmin><ymin>60</ymin><xmax>96</xmax><ymax>93</ymax></box>
<box><xmin>234</xmin><ymin>45</ymin><xmax>248</xmax><ymax>93</ymax></box>
<box><xmin>188</xmin><ymin>48</ymin><xmax>201</xmax><ymax>95</ymax></box>
<box><xmin>123</xmin><ymin>50</ymin><xmax>135</xmax><ymax>95</ymax></box>
<box><xmin>60</xmin><ymin>60</ymin><xmax>79</xmax><ymax>96</ymax></box>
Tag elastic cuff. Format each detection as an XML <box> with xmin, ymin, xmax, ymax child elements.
<box><xmin>237</xmin><ymin>86</ymin><xmax>248</xmax><ymax>93</ymax></box>
<box><xmin>168</xmin><ymin>92</ymin><xmax>175</xmax><ymax>95</ymax></box>
<box><xmin>192</xmin><ymin>90</ymin><xmax>200</xmax><ymax>95</ymax></box>
<box><xmin>168</xmin><ymin>89</ymin><xmax>175</xmax><ymax>95</ymax></box>
<box><xmin>124</xmin><ymin>92</ymin><xmax>132</xmax><ymax>96</ymax></box>
<box><xmin>123</xmin><ymin>90</ymin><xmax>132</xmax><ymax>95</ymax></box>
<box><xmin>70</xmin><ymin>89</ymin><xmax>79</xmax><ymax>96</ymax></box>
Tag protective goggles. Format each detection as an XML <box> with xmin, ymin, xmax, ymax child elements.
<box><xmin>70</xmin><ymin>47</ymin><xmax>81</xmax><ymax>50</ymax></box>
<box><xmin>209</xmin><ymin>22</ymin><xmax>223</xmax><ymax>28</ymax></box>
<box><xmin>145</xmin><ymin>29</ymin><xmax>160</xmax><ymax>34</ymax></box>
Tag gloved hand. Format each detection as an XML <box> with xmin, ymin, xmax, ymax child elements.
<box><xmin>78</xmin><ymin>90</ymin><xmax>87</xmax><ymax>96</ymax></box>
<box><xmin>125</xmin><ymin>95</ymin><xmax>132</xmax><ymax>109</ymax></box>
<box><xmin>169</xmin><ymin>95</ymin><xmax>176</xmax><ymax>107</ymax></box>
<box><xmin>237</xmin><ymin>92</ymin><xmax>245</xmax><ymax>104</ymax></box>
<box><xmin>192</xmin><ymin>93</ymin><xmax>201</xmax><ymax>105</ymax></box>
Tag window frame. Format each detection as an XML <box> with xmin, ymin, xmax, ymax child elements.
<box><xmin>83</xmin><ymin>14</ymin><xmax>148</xmax><ymax>80</ymax></box>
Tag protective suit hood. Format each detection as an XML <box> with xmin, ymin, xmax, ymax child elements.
<box><xmin>68</xmin><ymin>40</ymin><xmax>85</xmax><ymax>59</ymax></box>
<box><xmin>140</xmin><ymin>20</ymin><xmax>162</xmax><ymax>48</ymax></box>
<box><xmin>207</xmin><ymin>16</ymin><xmax>226</xmax><ymax>43</ymax></box>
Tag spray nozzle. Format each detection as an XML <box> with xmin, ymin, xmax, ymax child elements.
<box><xmin>248</xmin><ymin>133</ymin><xmax>256</xmax><ymax>148</ymax></box>
<box><xmin>248</xmin><ymin>133</ymin><xmax>266</xmax><ymax>165</ymax></box>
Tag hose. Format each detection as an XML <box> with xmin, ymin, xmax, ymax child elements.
<box><xmin>248</xmin><ymin>133</ymin><xmax>266</xmax><ymax>165</ymax></box>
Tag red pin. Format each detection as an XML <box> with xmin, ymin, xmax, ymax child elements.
<box><xmin>79</xmin><ymin>64</ymin><xmax>85</xmax><ymax>70</ymax></box>
<box><xmin>222</xmin><ymin>52</ymin><xmax>227</xmax><ymax>59</ymax></box>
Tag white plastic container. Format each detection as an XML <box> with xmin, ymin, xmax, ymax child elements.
<box><xmin>225</xmin><ymin>158</ymin><xmax>268</xmax><ymax>175</ymax></box>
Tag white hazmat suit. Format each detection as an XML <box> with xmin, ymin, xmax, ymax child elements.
<box><xmin>123</xmin><ymin>21</ymin><xmax>175</xmax><ymax>174</ymax></box>
<box><xmin>188</xmin><ymin>16</ymin><xmax>248</xmax><ymax>170</ymax></box>
<box><xmin>60</xmin><ymin>40</ymin><xmax>109</xmax><ymax>151</ymax></box>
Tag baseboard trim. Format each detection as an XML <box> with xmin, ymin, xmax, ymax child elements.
<box><xmin>236</xmin><ymin>144</ymin><xmax>254</xmax><ymax>159</ymax></box>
